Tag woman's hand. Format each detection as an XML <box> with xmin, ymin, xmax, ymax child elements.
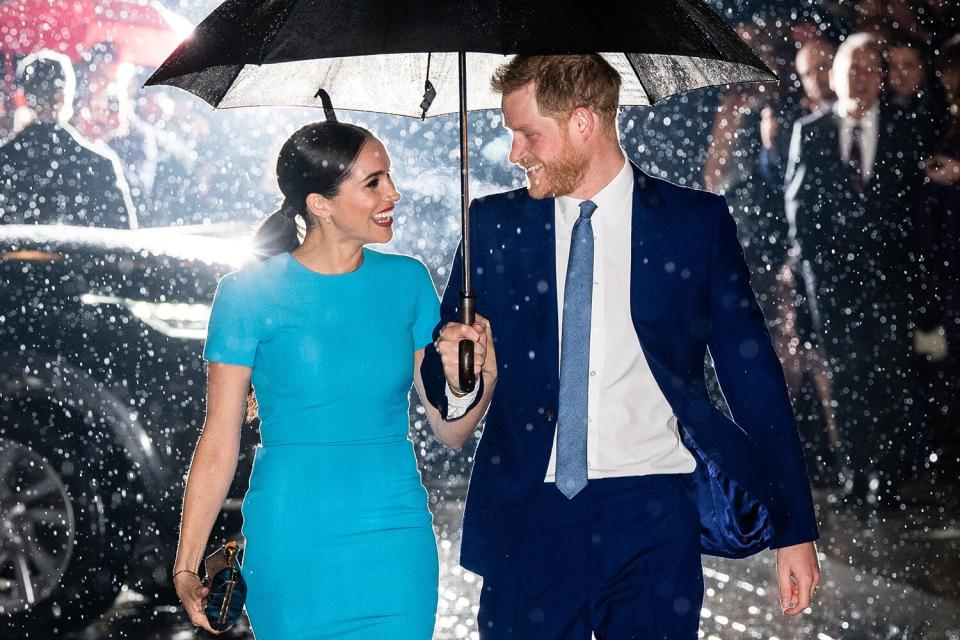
<box><xmin>174</xmin><ymin>570</ymin><xmax>219</xmax><ymax>634</ymax></box>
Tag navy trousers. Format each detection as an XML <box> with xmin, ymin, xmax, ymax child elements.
<box><xmin>477</xmin><ymin>474</ymin><xmax>703</xmax><ymax>640</ymax></box>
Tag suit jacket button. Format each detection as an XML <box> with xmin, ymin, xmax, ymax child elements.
<box><xmin>545</xmin><ymin>409</ymin><xmax>555</xmax><ymax>422</ymax></box>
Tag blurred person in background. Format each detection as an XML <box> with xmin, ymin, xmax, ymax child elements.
<box><xmin>795</xmin><ymin>38</ymin><xmax>837</xmax><ymax>117</ymax></box>
<box><xmin>0</xmin><ymin>50</ymin><xmax>135</xmax><ymax>228</ymax></box>
<box><xmin>703</xmin><ymin>24</ymin><xmax>838</xmax><ymax>478</ymax></box>
<box><xmin>79</xmin><ymin>42</ymin><xmax>159</xmax><ymax>224</ymax></box>
<box><xmin>785</xmin><ymin>32</ymin><xmax>938</xmax><ymax>510</ymax></box>
<box><xmin>702</xmin><ymin>22</ymin><xmax>790</xmax><ymax>282</ymax></box>
<box><xmin>884</xmin><ymin>38</ymin><xmax>950</xmax><ymax>156</ymax></box>
<box><xmin>918</xmin><ymin>32</ymin><xmax>960</xmax><ymax>480</ymax></box>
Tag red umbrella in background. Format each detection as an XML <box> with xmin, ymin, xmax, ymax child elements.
<box><xmin>0</xmin><ymin>0</ymin><xmax>192</xmax><ymax>68</ymax></box>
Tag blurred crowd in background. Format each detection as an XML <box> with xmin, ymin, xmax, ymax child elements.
<box><xmin>699</xmin><ymin>0</ymin><xmax>960</xmax><ymax>511</ymax></box>
<box><xmin>1</xmin><ymin>0</ymin><xmax>959</xmax><ymax>514</ymax></box>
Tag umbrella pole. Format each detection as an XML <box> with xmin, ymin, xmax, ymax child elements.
<box><xmin>457</xmin><ymin>51</ymin><xmax>477</xmax><ymax>393</ymax></box>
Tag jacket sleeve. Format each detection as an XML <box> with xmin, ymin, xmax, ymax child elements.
<box><xmin>706</xmin><ymin>197</ymin><xmax>819</xmax><ymax>548</ymax></box>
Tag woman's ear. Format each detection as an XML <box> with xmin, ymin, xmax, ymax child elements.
<box><xmin>305</xmin><ymin>193</ymin><xmax>330</xmax><ymax>218</ymax></box>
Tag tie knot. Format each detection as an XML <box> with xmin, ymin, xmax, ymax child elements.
<box><xmin>579</xmin><ymin>200</ymin><xmax>597</xmax><ymax>220</ymax></box>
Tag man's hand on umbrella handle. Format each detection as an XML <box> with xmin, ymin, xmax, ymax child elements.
<box><xmin>475</xmin><ymin>313</ymin><xmax>497</xmax><ymax>381</ymax></box>
<box><xmin>775</xmin><ymin>541</ymin><xmax>820</xmax><ymax>616</ymax></box>
<box><xmin>436</xmin><ymin>315</ymin><xmax>491</xmax><ymax>394</ymax></box>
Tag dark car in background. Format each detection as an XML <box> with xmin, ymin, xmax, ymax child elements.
<box><xmin>0</xmin><ymin>224</ymin><xmax>259</xmax><ymax>636</ymax></box>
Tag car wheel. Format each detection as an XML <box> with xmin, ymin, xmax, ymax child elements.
<box><xmin>0</xmin><ymin>400</ymin><xmax>130</xmax><ymax>636</ymax></box>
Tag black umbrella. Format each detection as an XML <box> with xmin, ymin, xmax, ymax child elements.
<box><xmin>145</xmin><ymin>0</ymin><xmax>775</xmax><ymax>392</ymax></box>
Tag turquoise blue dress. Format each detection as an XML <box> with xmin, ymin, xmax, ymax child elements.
<box><xmin>203</xmin><ymin>248</ymin><xmax>440</xmax><ymax>639</ymax></box>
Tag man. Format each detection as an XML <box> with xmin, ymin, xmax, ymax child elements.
<box><xmin>784</xmin><ymin>33</ymin><xmax>935</xmax><ymax>508</ymax></box>
<box><xmin>884</xmin><ymin>40</ymin><xmax>949</xmax><ymax>161</ymax></box>
<box><xmin>0</xmin><ymin>51</ymin><xmax>136</xmax><ymax>228</ymax></box>
<box><xmin>79</xmin><ymin>41</ymin><xmax>160</xmax><ymax>218</ymax></box>
<box><xmin>795</xmin><ymin>39</ymin><xmax>836</xmax><ymax>117</ymax></box>
<box><xmin>422</xmin><ymin>55</ymin><xmax>820</xmax><ymax>639</ymax></box>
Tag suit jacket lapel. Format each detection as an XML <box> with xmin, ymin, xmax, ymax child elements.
<box><xmin>628</xmin><ymin>162</ymin><xmax>668</xmax><ymax>329</ymax></box>
<box><xmin>522</xmin><ymin>194</ymin><xmax>560</xmax><ymax>394</ymax></box>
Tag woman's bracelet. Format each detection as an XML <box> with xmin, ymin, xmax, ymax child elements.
<box><xmin>172</xmin><ymin>569</ymin><xmax>202</xmax><ymax>582</ymax></box>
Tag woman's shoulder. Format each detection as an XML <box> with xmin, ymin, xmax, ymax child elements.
<box><xmin>216</xmin><ymin>253</ymin><xmax>291</xmax><ymax>297</ymax></box>
<box><xmin>364</xmin><ymin>247</ymin><xmax>431</xmax><ymax>279</ymax></box>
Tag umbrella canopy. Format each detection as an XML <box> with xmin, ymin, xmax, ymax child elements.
<box><xmin>145</xmin><ymin>0</ymin><xmax>775</xmax><ymax>115</ymax></box>
<box><xmin>0</xmin><ymin>0</ymin><xmax>193</xmax><ymax>67</ymax></box>
<box><xmin>145</xmin><ymin>0</ymin><xmax>775</xmax><ymax>391</ymax></box>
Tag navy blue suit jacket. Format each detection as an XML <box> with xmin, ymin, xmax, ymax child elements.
<box><xmin>421</xmin><ymin>164</ymin><xmax>819</xmax><ymax>576</ymax></box>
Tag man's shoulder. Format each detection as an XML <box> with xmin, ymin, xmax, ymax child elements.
<box><xmin>638</xmin><ymin>170</ymin><xmax>726</xmax><ymax>217</ymax></box>
<box><xmin>60</xmin><ymin>124</ymin><xmax>123</xmax><ymax>168</ymax></box>
<box><xmin>472</xmin><ymin>186</ymin><xmax>531</xmax><ymax>212</ymax></box>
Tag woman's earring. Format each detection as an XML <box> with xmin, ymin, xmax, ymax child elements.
<box><xmin>324</xmin><ymin>216</ymin><xmax>333</xmax><ymax>224</ymax></box>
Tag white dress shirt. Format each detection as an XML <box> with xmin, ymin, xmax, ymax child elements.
<box><xmin>448</xmin><ymin>155</ymin><xmax>696</xmax><ymax>481</ymax></box>
<box><xmin>837</xmin><ymin>102</ymin><xmax>879</xmax><ymax>184</ymax></box>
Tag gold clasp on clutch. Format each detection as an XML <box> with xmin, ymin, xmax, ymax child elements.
<box><xmin>217</xmin><ymin>540</ymin><xmax>240</xmax><ymax>626</ymax></box>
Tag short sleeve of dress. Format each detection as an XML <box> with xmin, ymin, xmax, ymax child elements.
<box><xmin>412</xmin><ymin>262</ymin><xmax>440</xmax><ymax>350</ymax></box>
<box><xmin>203</xmin><ymin>273</ymin><xmax>259</xmax><ymax>367</ymax></box>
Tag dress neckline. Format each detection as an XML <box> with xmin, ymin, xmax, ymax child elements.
<box><xmin>285</xmin><ymin>247</ymin><xmax>368</xmax><ymax>277</ymax></box>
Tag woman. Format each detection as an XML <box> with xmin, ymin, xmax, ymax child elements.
<box><xmin>171</xmin><ymin>121</ymin><xmax>496</xmax><ymax>637</ymax></box>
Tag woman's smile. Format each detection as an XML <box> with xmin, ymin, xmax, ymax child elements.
<box><xmin>372</xmin><ymin>206</ymin><xmax>394</xmax><ymax>227</ymax></box>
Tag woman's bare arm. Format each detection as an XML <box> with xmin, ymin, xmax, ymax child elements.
<box><xmin>172</xmin><ymin>361</ymin><xmax>250</xmax><ymax>632</ymax></box>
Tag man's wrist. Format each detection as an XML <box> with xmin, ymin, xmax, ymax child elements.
<box><xmin>447</xmin><ymin>380</ymin><xmax>471</xmax><ymax>397</ymax></box>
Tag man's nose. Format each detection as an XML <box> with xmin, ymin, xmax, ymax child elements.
<box><xmin>508</xmin><ymin>138</ymin><xmax>524</xmax><ymax>165</ymax></box>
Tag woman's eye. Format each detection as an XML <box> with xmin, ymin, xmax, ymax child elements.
<box><xmin>367</xmin><ymin>179</ymin><xmax>379</xmax><ymax>188</ymax></box>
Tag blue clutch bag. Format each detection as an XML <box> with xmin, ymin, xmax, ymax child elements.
<box><xmin>202</xmin><ymin>540</ymin><xmax>247</xmax><ymax>632</ymax></box>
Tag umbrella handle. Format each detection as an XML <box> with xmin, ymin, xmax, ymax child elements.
<box><xmin>458</xmin><ymin>291</ymin><xmax>476</xmax><ymax>394</ymax></box>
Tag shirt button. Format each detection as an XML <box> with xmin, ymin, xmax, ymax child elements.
<box><xmin>590</xmin><ymin>370</ymin><xmax>596</xmax><ymax>377</ymax></box>
<box><xmin>587</xmin><ymin>416</ymin><xmax>593</xmax><ymax>423</ymax></box>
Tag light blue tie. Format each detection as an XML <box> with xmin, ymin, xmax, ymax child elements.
<box><xmin>556</xmin><ymin>199</ymin><xmax>597</xmax><ymax>499</ymax></box>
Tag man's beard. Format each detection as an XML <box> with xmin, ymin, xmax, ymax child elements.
<box><xmin>524</xmin><ymin>140</ymin><xmax>589</xmax><ymax>200</ymax></box>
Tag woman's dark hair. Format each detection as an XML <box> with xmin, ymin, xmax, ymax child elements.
<box><xmin>251</xmin><ymin>121</ymin><xmax>373</xmax><ymax>259</ymax></box>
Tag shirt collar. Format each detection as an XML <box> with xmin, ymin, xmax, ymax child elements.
<box><xmin>837</xmin><ymin>101</ymin><xmax>879</xmax><ymax>131</ymax></box>
<box><xmin>556</xmin><ymin>153</ymin><xmax>632</xmax><ymax>223</ymax></box>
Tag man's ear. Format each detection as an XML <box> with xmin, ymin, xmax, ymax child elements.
<box><xmin>570</xmin><ymin>106</ymin><xmax>596</xmax><ymax>141</ymax></box>
<box><xmin>828</xmin><ymin>67</ymin><xmax>837</xmax><ymax>94</ymax></box>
